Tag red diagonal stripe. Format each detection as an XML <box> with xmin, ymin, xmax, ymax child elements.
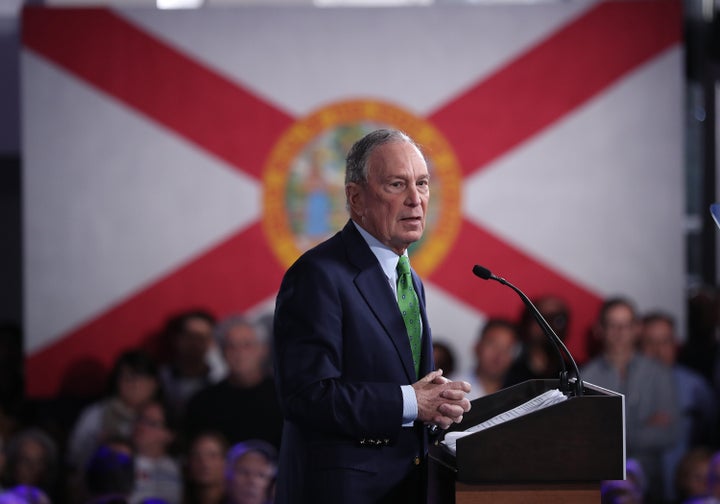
<box><xmin>428</xmin><ymin>0</ymin><xmax>681</xmax><ymax>176</ymax></box>
<box><xmin>22</xmin><ymin>7</ymin><xmax>294</xmax><ymax>180</ymax></box>
<box><xmin>428</xmin><ymin>218</ymin><xmax>602</xmax><ymax>363</ymax></box>
<box><xmin>26</xmin><ymin>222</ymin><xmax>285</xmax><ymax>397</ymax></box>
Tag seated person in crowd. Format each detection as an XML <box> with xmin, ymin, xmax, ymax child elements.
<box><xmin>0</xmin><ymin>429</ymin><xmax>57</xmax><ymax>499</ymax></box>
<box><xmin>641</xmin><ymin>311</ymin><xmax>719</xmax><ymax>502</ymax></box>
<box><xmin>431</xmin><ymin>341</ymin><xmax>457</xmax><ymax>379</ymax></box>
<box><xmin>582</xmin><ymin>297</ymin><xmax>680</xmax><ymax>503</ymax></box>
<box><xmin>182</xmin><ymin>432</ymin><xmax>228</xmax><ymax>504</ymax></box>
<box><xmin>674</xmin><ymin>447</ymin><xmax>713</xmax><ymax>503</ymax></box>
<box><xmin>67</xmin><ymin>350</ymin><xmax>160</xmax><ymax>479</ymax></box>
<box><xmin>184</xmin><ymin>316</ymin><xmax>282</xmax><ymax>449</ymax></box>
<box><xmin>224</xmin><ymin>440</ymin><xmax>277</xmax><ymax>504</ymax></box>
<box><xmin>505</xmin><ymin>295</ymin><xmax>571</xmax><ymax>385</ymax></box>
<box><xmin>158</xmin><ymin>310</ymin><xmax>223</xmax><ymax>424</ymax></box>
<box><xmin>128</xmin><ymin>400</ymin><xmax>181</xmax><ymax>504</ymax></box>
<box><xmin>84</xmin><ymin>441</ymin><xmax>135</xmax><ymax>504</ymax></box>
<box><xmin>460</xmin><ymin>318</ymin><xmax>520</xmax><ymax>400</ymax></box>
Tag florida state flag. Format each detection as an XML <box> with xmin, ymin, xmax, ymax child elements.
<box><xmin>22</xmin><ymin>1</ymin><xmax>683</xmax><ymax>396</ymax></box>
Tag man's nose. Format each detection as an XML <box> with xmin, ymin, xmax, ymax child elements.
<box><xmin>405</xmin><ymin>184</ymin><xmax>421</xmax><ymax>205</ymax></box>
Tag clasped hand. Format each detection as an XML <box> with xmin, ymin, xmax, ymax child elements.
<box><xmin>412</xmin><ymin>369</ymin><xmax>471</xmax><ymax>430</ymax></box>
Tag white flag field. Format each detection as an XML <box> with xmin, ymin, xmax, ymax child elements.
<box><xmin>21</xmin><ymin>1</ymin><xmax>683</xmax><ymax>396</ymax></box>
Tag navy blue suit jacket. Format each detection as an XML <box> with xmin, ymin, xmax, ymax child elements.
<box><xmin>273</xmin><ymin>220</ymin><xmax>434</xmax><ymax>503</ymax></box>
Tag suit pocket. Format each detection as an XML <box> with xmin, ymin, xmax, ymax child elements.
<box><xmin>309</xmin><ymin>441</ymin><xmax>380</xmax><ymax>474</ymax></box>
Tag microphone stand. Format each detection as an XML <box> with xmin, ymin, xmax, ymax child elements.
<box><xmin>473</xmin><ymin>265</ymin><xmax>584</xmax><ymax>397</ymax></box>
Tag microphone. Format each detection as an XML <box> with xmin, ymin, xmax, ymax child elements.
<box><xmin>472</xmin><ymin>264</ymin><xmax>584</xmax><ymax>396</ymax></box>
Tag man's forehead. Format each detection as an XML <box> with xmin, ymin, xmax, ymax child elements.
<box><xmin>368</xmin><ymin>141</ymin><xmax>427</xmax><ymax>174</ymax></box>
<box><xmin>645</xmin><ymin>320</ymin><xmax>674</xmax><ymax>335</ymax></box>
<box><xmin>606</xmin><ymin>304</ymin><xmax>634</xmax><ymax>319</ymax></box>
<box><xmin>228</xmin><ymin>323</ymin><xmax>257</xmax><ymax>338</ymax></box>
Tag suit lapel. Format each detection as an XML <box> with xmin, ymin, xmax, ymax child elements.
<box><xmin>341</xmin><ymin>221</ymin><xmax>417</xmax><ymax>382</ymax></box>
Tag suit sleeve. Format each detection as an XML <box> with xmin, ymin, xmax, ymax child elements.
<box><xmin>273</xmin><ymin>256</ymin><xmax>405</xmax><ymax>442</ymax></box>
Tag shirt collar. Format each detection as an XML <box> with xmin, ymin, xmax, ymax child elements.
<box><xmin>352</xmin><ymin>220</ymin><xmax>405</xmax><ymax>287</ymax></box>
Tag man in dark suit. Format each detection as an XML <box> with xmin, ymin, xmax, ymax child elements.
<box><xmin>273</xmin><ymin>129</ymin><xmax>472</xmax><ymax>503</ymax></box>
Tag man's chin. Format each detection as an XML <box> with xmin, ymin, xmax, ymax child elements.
<box><xmin>404</xmin><ymin>230</ymin><xmax>424</xmax><ymax>243</ymax></box>
<box><xmin>396</xmin><ymin>234</ymin><xmax>424</xmax><ymax>252</ymax></box>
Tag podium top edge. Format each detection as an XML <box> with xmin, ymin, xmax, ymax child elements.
<box><xmin>582</xmin><ymin>381</ymin><xmax>623</xmax><ymax>397</ymax></box>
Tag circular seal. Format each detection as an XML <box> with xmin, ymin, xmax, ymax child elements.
<box><xmin>262</xmin><ymin>99</ymin><xmax>462</xmax><ymax>277</ymax></box>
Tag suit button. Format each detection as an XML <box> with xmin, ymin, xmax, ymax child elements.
<box><xmin>413</xmin><ymin>456</ymin><xmax>421</xmax><ymax>466</ymax></box>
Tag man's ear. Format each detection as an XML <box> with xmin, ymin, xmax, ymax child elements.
<box><xmin>346</xmin><ymin>183</ymin><xmax>364</xmax><ymax>216</ymax></box>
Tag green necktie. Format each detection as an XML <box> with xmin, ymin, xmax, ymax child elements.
<box><xmin>397</xmin><ymin>255</ymin><xmax>421</xmax><ymax>378</ymax></box>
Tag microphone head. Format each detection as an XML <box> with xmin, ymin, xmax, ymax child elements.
<box><xmin>472</xmin><ymin>264</ymin><xmax>493</xmax><ymax>280</ymax></box>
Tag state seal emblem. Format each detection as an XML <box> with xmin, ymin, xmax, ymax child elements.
<box><xmin>262</xmin><ymin>99</ymin><xmax>462</xmax><ymax>277</ymax></box>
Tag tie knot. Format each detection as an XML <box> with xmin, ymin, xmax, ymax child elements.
<box><xmin>397</xmin><ymin>255</ymin><xmax>411</xmax><ymax>276</ymax></box>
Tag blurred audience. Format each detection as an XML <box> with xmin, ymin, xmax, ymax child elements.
<box><xmin>184</xmin><ymin>316</ymin><xmax>282</xmax><ymax>449</ymax></box>
<box><xmin>641</xmin><ymin>311</ymin><xmax>719</xmax><ymax>502</ymax></box>
<box><xmin>66</xmin><ymin>350</ymin><xmax>160</xmax><ymax>474</ymax></box>
<box><xmin>224</xmin><ymin>440</ymin><xmax>277</xmax><ymax>504</ymax></box>
<box><xmin>432</xmin><ymin>341</ymin><xmax>456</xmax><ymax>378</ymax></box>
<box><xmin>505</xmin><ymin>295</ymin><xmax>570</xmax><ymax>385</ymax></box>
<box><xmin>182</xmin><ymin>432</ymin><xmax>227</xmax><ymax>504</ymax></box>
<box><xmin>601</xmin><ymin>479</ymin><xmax>643</xmax><ymax>504</ymax></box>
<box><xmin>460</xmin><ymin>319</ymin><xmax>520</xmax><ymax>400</ymax></box>
<box><xmin>582</xmin><ymin>297</ymin><xmax>680</xmax><ymax>503</ymax></box>
<box><xmin>675</xmin><ymin>447</ymin><xmax>713</xmax><ymax>503</ymax></box>
<box><xmin>707</xmin><ymin>451</ymin><xmax>720</xmax><ymax>502</ymax></box>
<box><xmin>601</xmin><ymin>459</ymin><xmax>646</xmax><ymax>504</ymax></box>
<box><xmin>84</xmin><ymin>441</ymin><xmax>135</xmax><ymax>504</ymax></box>
<box><xmin>0</xmin><ymin>429</ymin><xmax>57</xmax><ymax>499</ymax></box>
<box><xmin>129</xmin><ymin>400</ymin><xmax>181</xmax><ymax>504</ymax></box>
<box><xmin>6</xmin><ymin>292</ymin><xmax>720</xmax><ymax>504</ymax></box>
<box><xmin>0</xmin><ymin>485</ymin><xmax>50</xmax><ymax>504</ymax></box>
<box><xmin>158</xmin><ymin>311</ymin><xmax>224</xmax><ymax>424</ymax></box>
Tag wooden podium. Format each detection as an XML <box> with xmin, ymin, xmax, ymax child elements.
<box><xmin>428</xmin><ymin>379</ymin><xmax>625</xmax><ymax>504</ymax></box>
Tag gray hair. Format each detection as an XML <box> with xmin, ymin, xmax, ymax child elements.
<box><xmin>214</xmin><ymin>315</ymin><xmax>268</xmax><ymax>349</ymax></box>
<box><xmin>344</xmin><ymin>128</ymin><xmax>421</xmax><ymax>185</ymax></box>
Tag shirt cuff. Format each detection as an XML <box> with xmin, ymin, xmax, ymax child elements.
<box><xmin>401</xmin><ymin>384</ymin><xmax>418</xmax><ymax>426</ymax></box>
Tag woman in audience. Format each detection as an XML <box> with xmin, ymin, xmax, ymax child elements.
<box><xmin>129</xmin><ymin>400</ymin><xmax>181</xmax><ymax>503</ymax></box>
<box><xmin>182</xmin><ymin>432</ymin><xmax>227</xmax><ymax>504</ymax></box>
<box><xmin>66</xmin><ymin>350</ymin><xmax>160</xmax><ymax>488</ymax></box>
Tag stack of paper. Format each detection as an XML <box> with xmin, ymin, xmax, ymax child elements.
<box><xmin>441</xmin><ymin>388</ymin><xmax>568</xmax><ymax>454</ymax></box>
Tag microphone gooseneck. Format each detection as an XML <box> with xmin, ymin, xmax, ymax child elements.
<box><xmin>472</xmin><ymin>264</ymin><xmax>584</xmax><ymax>397</ymax></box>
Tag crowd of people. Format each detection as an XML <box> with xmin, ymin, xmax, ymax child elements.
<box><xmin>0</xmin><ymin>311</ymin><xmax>282</xmax><ymax>504</ymax></box>
<box><xmin>1</xmin><ymin>287</ymin><xmax>720</xmax><ymax>503</ymax></box>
